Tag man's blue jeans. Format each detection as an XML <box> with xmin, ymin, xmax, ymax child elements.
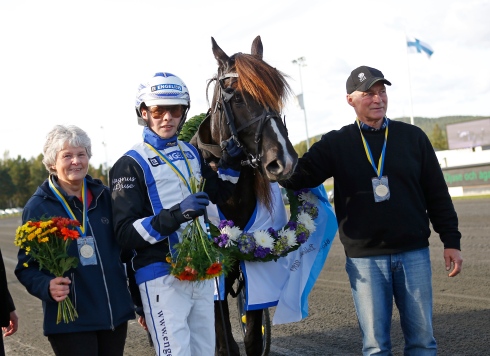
<box><xmin>346</xmin><ymin>248</ymin><xmax>437</xmax><ymax>356</ymax></box>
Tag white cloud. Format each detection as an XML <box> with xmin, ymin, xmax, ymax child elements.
<box><xmin>0</xmin><ymin>0</ymin><xmax>488</xmax><ymax>168</ymax></box>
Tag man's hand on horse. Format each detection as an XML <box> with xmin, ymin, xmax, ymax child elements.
<box><xmin>219</xmin><ymin>137</ymin><xmax>243</xmax><ymax>170</ymax></box>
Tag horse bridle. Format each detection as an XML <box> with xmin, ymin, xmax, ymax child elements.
<box><xmin>215</xmin><ymin>72</ymin><xmax>287</xmax><ymax>168</ymax></box>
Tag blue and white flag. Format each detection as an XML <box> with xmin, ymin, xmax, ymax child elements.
<box><xmin>270</xmin><ymin>185</ymin><xmax>337</xmax><ymax>324</ymax></box>
<box><xmin>240</xmin><ymin>185</ymin><xmax>338</xmax><ymax>324</ymax></box>
<box><xmin>407</xmin><ymin>37</ymin><xmax>434</xmax><ymax>58</ymax></box>
<box><xmin>212</xmin><ymin>184</ymin><xmax>338</xmax><ymax>325</ymax></box>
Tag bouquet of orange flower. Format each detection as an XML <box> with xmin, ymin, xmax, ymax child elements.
<box><xmin>14</xmin><ymin>217</ymin><xmax>80</xmax><ymax>324</ymax></box>
<box><xmin>167</xmin><ymin>177</ymin><xmax>232</xmax><ymax>281</ymax></box>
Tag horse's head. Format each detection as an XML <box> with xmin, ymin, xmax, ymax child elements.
<box><xmin>209</xmin><ymin>36</ymin><xmax>298</xmax><ymax>182</ymax></box>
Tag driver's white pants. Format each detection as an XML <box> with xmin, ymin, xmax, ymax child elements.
<box><xmin>140</xmin><ymin>275</ymin><xmax>215</xmax><ymax>356</ymax></box>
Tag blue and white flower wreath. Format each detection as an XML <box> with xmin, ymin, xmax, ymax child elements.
<box><xmin>213</xmin><ymin>189</ymin><xmax>319</xmax><ymax>262</ymax></box>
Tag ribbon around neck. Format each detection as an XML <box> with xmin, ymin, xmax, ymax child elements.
<box><xmin>145</xmin><ymin>142</ymin><xmax>193</xmax><ymax>193</ymax></box>
<box><xmin>356</xmin><ymin>118</ymin><xmax>389</xmax><ymax>178</ymax></box>
<box><xmin>48</xmin><ymin>176</ymin><xmax>87</xmax><ymax>236</ymax></box>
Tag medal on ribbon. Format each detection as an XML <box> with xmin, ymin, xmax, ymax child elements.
<box><xmin>357</xmin><ymin>118</ymin><xmax>391</xmax><ymax>203</ymax></box>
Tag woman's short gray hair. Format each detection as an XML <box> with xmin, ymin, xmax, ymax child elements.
<box><xmin>42</xmin><ymin>125</ymin><xmax>92</xmax><ymax>175</ymax></box>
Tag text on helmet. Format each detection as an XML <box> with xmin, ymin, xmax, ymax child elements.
<box><xmin>151</xmin><ymin>84</ymin><xmax>182</xmax><ymax>92</ymax></box>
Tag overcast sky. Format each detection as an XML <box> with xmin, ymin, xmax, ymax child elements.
<box><xmin>1</xmin><ymin>0</ymin><xmax>489</xmax><ymax>168</ymax></box>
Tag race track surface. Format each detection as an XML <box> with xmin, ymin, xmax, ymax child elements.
<box><xmin>1</xmin><ymin>198</ymin><xmax>489</xmax><ymax>355</ymax></box>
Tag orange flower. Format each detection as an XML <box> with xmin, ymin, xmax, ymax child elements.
<box><xmin>61</xmin><ymin>227</ymin><xmax>80</xmax><ymax>241</ymax></box>
<box><xmin>206</xmin><ymin>262</ymin><xmax>222</xmax><ymax>276</ymax></box>
<box><xmin>178</xmin><ymin>270</ymin><xmax>197</xmax><ymax>281</ymax></box>
<box><xmin>184</xmin><ymin>266</ymin><xmax>198</xmax><ymax>275</ymax></box>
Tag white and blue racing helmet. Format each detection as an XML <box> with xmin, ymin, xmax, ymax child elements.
<box><xmin>135</xmin><ymin>72</ymin><xmax>191</xmax><ymax>128</ymax></box>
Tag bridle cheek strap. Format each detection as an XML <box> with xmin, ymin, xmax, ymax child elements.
<box><xmin>217</xmin><ymin>72</ymin><xmax>282</xmax><ymax>169</ymax></box>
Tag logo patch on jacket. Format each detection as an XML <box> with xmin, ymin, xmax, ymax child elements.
<box><xmin>148</xmin><ymin>156</ymin><xmax>164</xmax><ymax>167</ymax></box>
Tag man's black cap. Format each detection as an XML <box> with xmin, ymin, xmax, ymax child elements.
<box><xmin>346</xmin><ymin>66</ymin><xmax>392</xmax><ymax>94</ymax></box>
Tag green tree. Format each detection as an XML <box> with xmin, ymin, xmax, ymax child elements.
<box><xmin>5</xmin><ymin>156</ymin><xmax>31</xmax><ymax>207</ymax></box>
<box><xmin>29</xmin><ymin>154</ymin><xmax>48</xmax><ymax>194</ymax></box>
<box><xmin>293</xmin><ymin>136</ymin><xmax>319</xmax><ymax>158</ymax></box>
<box><xmin>88</xmin><ymin>163</ymin><xmax>108</xmax><ymax>186</ymax></box>
<box><xmin>430</xmin><ymin>124</ymin><xmax>448</xmax><ymax>150</ymax></box>
<box><xmin>0</xmin><ymin>165</ymin><xmax>15</xmax><ymax>208</ymax></box>
<box><xmin>294</xmin><ymin>141</ymin><xmax>307</xmax><ymax>157</ymax></box>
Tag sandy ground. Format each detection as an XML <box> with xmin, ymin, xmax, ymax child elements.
<box><xmin>1</xmin><ymin>197</ymin><xmax>489</xmax><ymax>355</ymax></box>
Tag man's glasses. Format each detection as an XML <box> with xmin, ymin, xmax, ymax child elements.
<box><xmin>147</xmin><ymin>105</ymin><xmax>183</xmax><ymax>118</ymax></box>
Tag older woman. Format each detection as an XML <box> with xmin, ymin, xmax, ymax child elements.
<box><xmin>15</xmin><ymin>125</ymin><xmax>134</xmax><ymax>356</ymax></box>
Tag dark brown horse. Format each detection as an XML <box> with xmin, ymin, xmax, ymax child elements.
<box><xmin>195</xmin><ymin>36</ymin><xmax>298</xmax><ymax>356</ymax></box>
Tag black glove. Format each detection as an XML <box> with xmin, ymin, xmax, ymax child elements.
<box><xmin>174</xmin><ymin>192</ymin><xmax>210</xmax><ymax>223</ymax></box>
<box><xmin>218</xmin><ymin>138</ymin><xmax>243</xmax><ymax>170</ymax></box>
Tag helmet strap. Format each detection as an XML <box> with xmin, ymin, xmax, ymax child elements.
<box><xmin>176</xmin><ymin>106</ymin><xmax>190</xmax><ymax>133</ymax></box>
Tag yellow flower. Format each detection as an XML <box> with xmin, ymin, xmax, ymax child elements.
<box><xmin>23</xmin><ymin>262</ymin><xmax>28</xmax><ymax>267</ymax></box>
<box><xmin>40</xmin><ymin>221</ymin><xmax>53</xmax><ymax>228</ymax></box>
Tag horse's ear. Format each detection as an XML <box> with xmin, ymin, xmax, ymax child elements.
<box><xmin>211</xmin><ymin>37</ymin><xmax>231</xmax><ymax>69</ymax></box>
<box><xmin>251</xmin><ymin>36</ymin><xmax>263</xmax><ymax>59</ymax></box>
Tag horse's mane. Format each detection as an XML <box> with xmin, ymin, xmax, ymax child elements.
<box><xmin>234</xmin><ymin>53</ymin><xmax>291</xmax><ymax>112</ymax></box>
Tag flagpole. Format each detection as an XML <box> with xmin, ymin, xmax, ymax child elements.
<box><xmin>405</xmin><ymin>34</ymin><xmax>415</xmax><ymax>126</ymax></box>
<box><xmin>292</xmin><ymin>57</ymin><xmax>310</xmax><ymax>150</ymax></box>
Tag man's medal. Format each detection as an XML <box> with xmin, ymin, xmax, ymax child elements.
<box><xmin>357</xmin><ymin>118</ymin><xmax>390</xmax><ymax>203</ymax></box>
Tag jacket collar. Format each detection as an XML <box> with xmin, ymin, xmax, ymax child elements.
<box><xmin>143</xmin><ymin>127</ymin><xmax>178</xmax><ymax>149</ymax></box>
<box><xmin>39</xmin><ymin>175</ymin><xmax>104</xmax><ymax>204</ymax></box>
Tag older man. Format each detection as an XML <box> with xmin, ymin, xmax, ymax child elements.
<box><xmin>280</xmin><ymin>66</ymin><xmax>462</xmax><ymax>355</ymax></box>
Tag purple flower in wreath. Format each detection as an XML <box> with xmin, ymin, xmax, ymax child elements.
<box><xmin>213</xmin><ymin>234</ymin><xmax>229</xmax><ymax>248</ymax></box>
<box><xmin>294</xmin><ymin>188</ymin><xmax>310</xmax><ymax>197</ymax></box>
<box><xmin>237</xmin><ymin>233</ymin><xmax>256</xmax><ymax>254</ymax></box>
<box><xmin>254</xmin><ymin>246</ymin><xmax>271</xmax><ymax>259</ymax></box>
<box><xmin>267</xmin><ymin>227</ymin><xmax>278</xmax><ymax>239</ymax></box>
<box><xmin>219</xmin><ymin>220</ymin><xmax>234</xmax><ymax>230</ymax></box>
<box><xmin>299</xmin><ymin>201</ymin><xmax>319</xmax><ymax>220</ymax></box>
<box><xmin>296</xmin><ymin>231</ymin><xmax>307</xmax><ymax>244</ymax></box>
<box><xmin>286</xmin><ymin>221</ymin><xmax>297</xmax><ymax>230</ymax></box>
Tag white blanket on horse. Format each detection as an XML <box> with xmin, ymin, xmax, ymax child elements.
<box><xmin>209</xmin><ymin>182</ymin><xmax>288</xmax><ymax>299</ymax></box>
<box><xmin>241</xmin><ymin>185</ymin><xmax>337</xmax><ymax>325</ymax></box>
<box><xmin>211</xmin><ymin>183</ymin><xmax>338</xmax><ymax>325</ymax></box>
<box><xmin>271</xmin><ymin>185</ymin><xmax>337</xmax><ymax>324</ymax></box>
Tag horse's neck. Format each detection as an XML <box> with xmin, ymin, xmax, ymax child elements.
<box><xmin>218</xmin><ymin>168</ymin><xmax>257</xmax><ymax>228</ymax></box>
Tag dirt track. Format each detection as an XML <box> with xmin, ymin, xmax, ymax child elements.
<box><xmin>1</xmin><ymin>198</ymin><xmax>489</xmax><ymax>355</ymax></box>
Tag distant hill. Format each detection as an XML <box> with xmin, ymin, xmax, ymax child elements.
<box><xmin>393</xmin><ymin>115</ymin><xmax>489</xmax><ymax>134</ymax></box>
<box><xmin>294</xmin><ymin>116</ymin><xmax>490</xmax><ymax>157</ymax></box>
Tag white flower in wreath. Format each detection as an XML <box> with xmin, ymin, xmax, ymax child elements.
<box><xmin>298</xmin><ymin>191</ymin><xmax>320</xmax><ymax>206</ymax></box>
<box><xmin>253</xmin><ymin>230</ymin><xmax>275</xmax><ymax>249</ymax></box>
<box><xmin>278</xmin><ymin>228</ymin><xmax>297</xmax><ymax>247</ymax></box>
<box><xmin>297</xmin><ymin>212</ymin><xmax>316</xmax><ymax>234</ymax></box>
<box><xmin>222</xmin><ymin>225</ymin><xmax>242</xmax><ymax>246</ymax></box>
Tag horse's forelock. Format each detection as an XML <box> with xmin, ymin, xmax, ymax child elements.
<box><xmin>234</xmin><ymin>54</ymin><xmax>290</xmax><ymax>113</ymax></box>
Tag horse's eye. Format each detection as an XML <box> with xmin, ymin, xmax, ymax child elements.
<box><xmin>234</xmin><ymin>93</ymin><xmax>244</xmax><ymax>103</ymax></box>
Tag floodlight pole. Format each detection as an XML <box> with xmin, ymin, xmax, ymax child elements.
<box><xmin>292</xmin><ymin>57</ymin><xmax>311</xmax><ymax>150</ymax></box>
<box><xmin>101</xmin><ymin>126</ymin><xmax>110</xmax><ymax>185</ymax></box>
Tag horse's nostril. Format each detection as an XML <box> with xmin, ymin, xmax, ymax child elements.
<box><xmin>266</xmin><ymin>160</ymin><xmax>283</xmax><ymax>175</ymax></box>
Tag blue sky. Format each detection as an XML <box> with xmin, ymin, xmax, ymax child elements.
<box><xmin>1</xmin><ymin>0</ymin><xmax>489</xmax><ymax>168</ymax></box>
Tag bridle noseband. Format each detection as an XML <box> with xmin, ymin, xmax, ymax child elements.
<box><xmin>215</xmin><ymin>72</ymin><xmax>287</xmax><ymax>169</ymax></box>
